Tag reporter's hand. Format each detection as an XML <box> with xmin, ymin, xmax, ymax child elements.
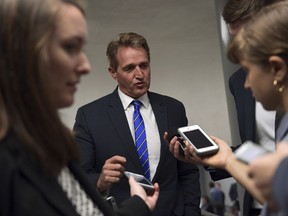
<box><xmin>97</xmin><ymin>155</ymin><xmax>126</xmax><ymax>192</ymax></box>
<box><xmin>186</xmin><ymin>136</ymin><xmax>234</xmax><ymax>169</ymax></box>
<box><xmin>165</xmin><ymin>131</ymin><xmax>233</xmax><ymax>169</ymax></box>
<box><xmin>129</xmin><ymin>176</ymin><xmax>160</xmax><ymax>211</ymax></box>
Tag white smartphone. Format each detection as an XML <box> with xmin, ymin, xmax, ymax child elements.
<box><xmin>177</xmin><ymin>125</ymin><xmax>219</xmax><ymax>156</ymax></box>
<box><xmin>234</xmin><ymin>140</ymin><xmax>271</xmax><ymax>164</ymax></box>
<box><xmin>124</xmin><ymin>171</ymin><xmax>155</xmax><ymax>195</ymax></box>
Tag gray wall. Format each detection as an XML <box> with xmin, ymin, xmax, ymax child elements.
<box><xmin>60</xmin><ymin>0</ymin><xmax>238</xmax><ymax>207</ymax></box>
<box><xmin>61</xmin><ymin>0</ymin><xmax>231</xmax><ymax>142</ymax></box>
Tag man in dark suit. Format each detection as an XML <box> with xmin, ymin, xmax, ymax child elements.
<box><xmin>73</xmin><ymin>32</ymin><xmax>201</xmax><ymax>216</ymax></box>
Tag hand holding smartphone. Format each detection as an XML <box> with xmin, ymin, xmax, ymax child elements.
<box><xmin>124</xmin><ymin>171</ymin><xmax>155</xmax><ymax>195</ymax></box>
<box><xmin>167</xmin><ymin>127</ymin><xmax>186</xmax><ymax>156</ymax></box>
<box><xmin>177</xmin><ymin>125</ymin><xmax>219</xmax><ymax>156</ymax></box>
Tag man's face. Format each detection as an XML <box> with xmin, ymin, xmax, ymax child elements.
<box><xmin>109</xmin><ymin>47</ymin><xmax>151</xmax><ymax>99</ymax></box>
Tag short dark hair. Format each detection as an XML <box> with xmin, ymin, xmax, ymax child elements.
<box><xmin>222</xmin><ymin>0</ymin><xmax>283</xmax><ymax>24</ymax></box>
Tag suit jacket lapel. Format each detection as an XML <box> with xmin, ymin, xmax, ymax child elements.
<box><xmin>106</xmin><ymin>89</ymin><xmax>143</xmax><ymax>173</ymax></box>
<box><xmin>148</xmin><ymin>92</ymin><xmax>168</xmax><ymax>181</ymax></box>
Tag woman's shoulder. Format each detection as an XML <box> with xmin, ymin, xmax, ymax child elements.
<box><xmin>0</xmin><ymin>131</ymin><xmax>31</xmax><ymax>175</ymax></box>
<box><xmin>0</xmin><ymin>132</ymin><xmax>20</xmax><ymax>163</ymax></box>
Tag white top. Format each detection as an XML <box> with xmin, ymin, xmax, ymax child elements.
<box><xmin>253</xmin><ymin>102</ymin><xmax>276</xmax><ymax>209</ymax></box>
<box><xmin>58</xmin><ymin>167</ymin><xmax>104</xmax><ymax>216</ymax></box>
<box><xmin>255</xmin><ymin>101</ymin><xmax>275</xmax><ymax>151</ymax></box>
<box><xmin>118</xmin><ymin>88</ymin><xmax>160</xmax><ymax>179</ymax></box>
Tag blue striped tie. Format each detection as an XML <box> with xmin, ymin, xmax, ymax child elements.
<box><xmin>132</xmin><ymin>100</ymin><xmax>151</xmax><ymax>180</ymax></box>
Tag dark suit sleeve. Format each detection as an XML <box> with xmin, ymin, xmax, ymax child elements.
<box><xmin>209</xmin><ymin>145</ymin><xmax>239</xmax><ymax>181</ymax></box>
<box><xmin>178</xmin><ymin>161</ymin><xmax>201</xmax><ymax>215</ymax></box>
<box><xmin>117</xmin><ymin>195</ymin><xmax>151</xmax><ymax>216</ymax></box>
<box><xmin>0</xmin><ymin>150</ymin><xmax>14</xmax><ymax>216</ymax></box>
<box><xmin>176</xmin><ymin>103</ymin><xmax>201</xmax><ymax>216</ymax></box>
<box><xmin>73</xmin><ymin>108</ymin><xmax>100</xmax><ymax>186</ymax></box>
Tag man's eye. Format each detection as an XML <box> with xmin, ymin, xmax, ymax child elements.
<box><xmin>140</xmin><ymin>63</ymin><xmax>149</xmax><ymax>69</ymax></box>
<box><xmin>123</xmin><ymin>66</ymin><xmax>135</xmax><ymax>72</ymax></box>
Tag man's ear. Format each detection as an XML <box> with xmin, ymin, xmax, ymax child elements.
<box><xmin>269</xmin><ymin>55</ymin><xmax>288</xmax><ymax>82</ymax></box>
<box><xmin>108</xmin><ymin>67</ymin><xmax>118</xmax><ymax>80</ymax></box>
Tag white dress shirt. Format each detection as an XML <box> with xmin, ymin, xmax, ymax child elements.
<box><xmin>118</xmin><ymin>88</ymin><xmax>160</xmax><ymax>179</ymax></box>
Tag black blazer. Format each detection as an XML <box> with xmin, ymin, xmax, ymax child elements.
<box><xmin>0</xmin><ymin>131</ymin><xmax>151</xmax><ymax>216</ymax></box>
<box><xmin>73</xmin><ymin>88</ymin><xmax>201</xmax><ymax>216</ymax></box>
<box><xmin>210</xmin><ymin>68</ymin><xmax>256</xmax><ymax>216</ymax></box>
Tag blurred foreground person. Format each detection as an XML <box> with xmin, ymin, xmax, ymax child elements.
<box><xmin>0</xmin><ymin>0</ymin><xmax>159</xmax><ymax>215</ymax></box>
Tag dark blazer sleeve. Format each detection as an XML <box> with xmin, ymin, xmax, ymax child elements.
<box><xmin>73</xmin><ymin>107</ymin><xmax>100</xmax><ymax>185</ymax></box>
<box><xmin>0</xmin><ymin>133</ymin><xmax>152</xmax><ymax>216</ymax></box>
<box><xmin>117</xmin><ymin>195</ymin><xmax>151</xmax><ymax>216</ymax></box>
<box><xmin>176</xmin><ymin>108</ymin><xmax>201</xmax><ymax>215</ymax></box>
<box><xmin>0</xmin><ymin>147</ymin><xmax>16</xmax><ymax>216</ymax></box>
<box><xmin>156</xmin><ymin>94</ymin><xmax>201</xmax><ymax>216</ymax></box>
<box><xmin>210</xmin><ymin>69</ymin><xmax>256</xmax><ymax>181</ymax></box>
<box><xmin>0</xmin><ymin>134</ymin><xmax>80</xmax><ymax>216</ymax></box>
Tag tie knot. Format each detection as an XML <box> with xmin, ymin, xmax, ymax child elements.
<box><xmin>132</xmin><ymin>100</ymin><xmax>142</xmax><ymax>111</ymax></box>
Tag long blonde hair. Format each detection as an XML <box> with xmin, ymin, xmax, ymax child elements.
<box><xmin>0</xmin><ymin>0</ymin><xmax>84</xmax><ymax>175</ymax></box>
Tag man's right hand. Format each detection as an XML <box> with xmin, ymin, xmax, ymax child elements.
<box><xmin>97</xmin><ymin>155</ymin><xmax>126</xmax><ymax>192</ymax></box>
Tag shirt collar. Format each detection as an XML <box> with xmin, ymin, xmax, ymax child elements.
<box><xmin>117</xmin><ymin>87</ymin><xmax>149</xmax><ymax>110</ymax></box>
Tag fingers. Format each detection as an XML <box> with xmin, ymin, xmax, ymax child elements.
<box><xmin>148</xmin><ymin>182</ymin><xmax>160</xmax><ymax>211</ymax></box>
<box><xmin>128</xmin><ymin>176</ymin><xmax>160</xmax><ymax>211</ymax></box>
<box><xmin>97</xmin><ymin>155</ymin><xmax>126</xmax><ymax>191</ymax></box>
<box><xmin>163</xmin><ymin>132</ymin><xmax>169</xmax><ymax>144</ymax></box>
<box><xmin>168</xmin><ymin>136</ymin><xmax>182</xmax><ymax>158</ymax></box>
<box><xmin>129</xmin><ymin>176</ymin><xmax>146</xmax><ymax>201</ymax></box>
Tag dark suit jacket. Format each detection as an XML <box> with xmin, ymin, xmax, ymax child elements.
<box><xmin>210</xmin><ymin>68</ymin><xmax>256</xmax><ymax>216</ymax></box>
<box><xmin>229</xmin><ymin>68</ymin><xmax>256</xmax><ymax>216</ymax></box>
<box><xmin>0</xmin><ymin>131</ymin><xmax>151</xmax><ymax>216</ymax></box>
<box><xmin>73</xmin><ymin>88</ymin><xmax>201</xmax><ymax>216</ymax></box>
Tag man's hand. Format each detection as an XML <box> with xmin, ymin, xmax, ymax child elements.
<box><xmin>97</xmin><ymin>155</ymin><xmax>126</xmax><ymax>192</ymax></box>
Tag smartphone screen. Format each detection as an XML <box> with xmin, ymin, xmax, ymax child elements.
<box><xmin>183</xmin><ymin>129</ymin><xmax>214</xmax><ymax>148</ymax></box>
